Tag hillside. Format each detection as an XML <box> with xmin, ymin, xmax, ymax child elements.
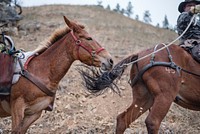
<box><xmin>1</xmin><ymin>5</ymin><xmax>199</xmax><ymax>134</ymax></box>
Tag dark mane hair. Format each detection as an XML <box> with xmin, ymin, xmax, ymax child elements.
<box><xmin>78</xmin><ymin>54</ymin><xmax>138</xmax><ymax>96</ymax></box>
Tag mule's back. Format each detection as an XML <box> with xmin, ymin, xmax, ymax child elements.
<box><xmin>131</xmin><ymin>44</ymin><xmax>200</xmax><ymax>110</ymax></box>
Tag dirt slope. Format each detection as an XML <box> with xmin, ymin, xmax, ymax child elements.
<box><xmin>0</xmin><ymin>5</ymin><xmax>200</xmax><ymax>134</ymax></box>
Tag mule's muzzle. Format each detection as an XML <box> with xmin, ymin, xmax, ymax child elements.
<box><xmin>101</xmin><ymin>58</ymin><xmax>113</xmax><ymax>71</ymax></box>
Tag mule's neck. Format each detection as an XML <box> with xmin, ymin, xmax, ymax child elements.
<box><xmin>30</xmin><ymin>33</ymin><xmax>77</xmax><ymax>85</ymax></box>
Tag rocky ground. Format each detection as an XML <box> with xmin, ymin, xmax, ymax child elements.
<box><xmin>0</xmin><ymin>5</ymin><xmax>200</xmax><ymax>134</ymax></box>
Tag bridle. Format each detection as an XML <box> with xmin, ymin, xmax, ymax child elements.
<box><xmin>70</xmin><ymin>30</ymin><xmax>105</xmax><ymax>63</ymax></box>
<box><xmin>17</xmin><ymin>30</ymin><xmax>106</xmax><ymax>97</ymax></box>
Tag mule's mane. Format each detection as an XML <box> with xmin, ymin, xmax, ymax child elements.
<box><xmin>33</xmin><ymin>27</ymin><xmax>71</xmax><ymax>54</ymax></box>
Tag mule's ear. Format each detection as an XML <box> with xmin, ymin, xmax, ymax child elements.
<box><xmin>63</xmin><ymin>16</ymin><xmax>73</xmax><ymax>29</ymax></box>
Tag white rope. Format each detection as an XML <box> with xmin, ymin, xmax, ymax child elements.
<box><xmin>121</xmin><ymin>14</ymin><xmax>197</xmax><ymax>67</ymax></box>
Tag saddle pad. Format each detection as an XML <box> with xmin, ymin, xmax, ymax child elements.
<box><xmin>12</xmin><ymin>51</ymin><xmax>35</xmax><ymax>84</ymax></box>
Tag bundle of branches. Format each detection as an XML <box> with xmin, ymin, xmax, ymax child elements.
<box><xmin>0</xmin><ymin>0</ymin><xmax>22</xmax><ymax>25</ymax></box>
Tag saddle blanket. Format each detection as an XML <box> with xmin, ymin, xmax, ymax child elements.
<box><xmin>12</xmin><ymin>51</ymin><xmax>35</xmax><ymax>84</ymax></box>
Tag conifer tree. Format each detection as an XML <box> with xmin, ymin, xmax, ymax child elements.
<box><xmin>97</xmin><ymin>0</ymin><xmax>103</xmax><ymax>8</ymax></box>
<box><xmin>162</xmin><ymin>15</ymin><xmax>169</xmax><ymax>29</ymax></box>
<box><xmin>113</xmin><ymin>3</ymin><xmax>121</xmax><ymax>13</ymax></box>
<box><xmin>106</xmin><ymin>5</ymin><xmax>111</xmax><ymax>10</ymax></box>
<box><xmin>143</xmin><ymin>10</ymin><xmax>152</xmax><ymax>24</ymax></box>
<box><xmin>126</xmin><ymin>1</ymin><xmax>133</xmax><ymax>17</ymax></box>
<box><xmin>120</xmin><ymin>8</ymin><xmax>125</xmax><ymax>15</ymax></box>
<box><xmin>135</xmin><ymin>15</ymin><xmax>139</xmax><ymax>20</ymax></box>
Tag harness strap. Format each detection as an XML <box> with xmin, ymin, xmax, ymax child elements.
<box><xmin>130</xmin><ymin>61</ymin><xmax>180</xmax><ymax>86</ymax></box>
<box><xmin>131</xmin><ymin>45</ymin><xmax>200</xmax><ymax>86</ymax></box>
<box><xmin>70</xmin><ymin>30</ymin><xmax>105</xmax><ymax>61</ymax></box>
<box><xmin>24</xmin><ymin>55</ymin><xmax>35</xmax><ymax>70</ymax></box>
<box><xmin>175</xmin><ymin>94</ymin><xmax>200</xmax><ymax>108</ymax></box>
<box><xmin>21</xmin><ymin>70</ymin><xmax>55</xmax><ymax>97</ymax></box>
<box><xmin>18</xmin><ymin>58</ymin><xmax>55</xmax><ymax>97</ymax></box>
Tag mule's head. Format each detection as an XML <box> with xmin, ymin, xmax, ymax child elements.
<box><xmin>63</xmin><ymin>16</ymin><xmax>113</xmax><ymax>71</ymax></box>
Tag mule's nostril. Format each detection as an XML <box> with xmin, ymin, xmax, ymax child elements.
<box><xmin>109</xmin><ymin>59</ymin><xmax>114</xmax><ymax>66</ymax></box>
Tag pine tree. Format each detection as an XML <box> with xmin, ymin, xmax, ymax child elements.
<box><xmin>135</xmin><ymin>15</ymin><xmax>139</xmax><ymax>20</ymax></box>
<box><xmin>156</xmin><ymin>23</ymin><xmax>160</xmax><ymax>28</ymax></box>
<box><xmin>126</xmin><ymin>1</ymin><xmax>133</xmax><ymax>17</ymax></box>
<box><xmin>97</xmin><ymin>0</ymin><xmax>103</xmax><ymax>8</ymax></box>
<box><xmin>113</xmin><ymin>3</ymin><xmax>120</xmax><ymax>13</ymax></box>
<box><xmin>143</xmin><ymin>10</ymin><xmax>152</xmax><ymax>24</ymax></box>
<box><xmin>120</xmin><ymin>8</ymin><xmax>125</xmax><ymax>15</ymax></box>
<box><xmin>106</xmin><ymin>5</ymin><xmax>111</xmax><ymax>10</ymax></box>
<box><xmin>162</xmin><ymin>15</ymin><xmax>169</xmax><ymax>29</ymax></box>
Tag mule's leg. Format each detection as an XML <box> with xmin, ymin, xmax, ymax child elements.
<box><xmin>145</xmin><ymin>94</ymin><xmax>173</xmax><ymax>134</ymax></box>
<box><xmin>116</xmin><ymin>84</ymin><xmax>154</xmax><ymax>134</ymax></box>
<box><xmin>11</xmin><ymin>97</ymin><xmax>26</xmax><ymax>134</ymax></box>
<box><xmin>11</xmin><ymin>97</ymin><xmax>43</xmax><ymax>134</ymax></box>
<box><xmin>143</xmin><ymin>74</ymin><xmax>179</xmax><ymax>134</ymax></box>
<box><xmin>18</xmin><ymin>111</ymin><xmax>42</xmax><ymax>133</ymax></box>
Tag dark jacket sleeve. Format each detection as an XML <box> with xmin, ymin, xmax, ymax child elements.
<box><xmin>177</xmin><ymin>12</ymin><xmax>193</xmax><ymax>36</ymax></box>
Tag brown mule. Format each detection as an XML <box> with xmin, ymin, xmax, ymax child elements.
<box><xmin>0</xmin><ymin>16</ymin><xmax>113</xmax><ymax>133</ymax></box>
<box><xmin>81</xmin><ymin>44</ymin><xmax>200</xmax><ymax>134</ymax></box>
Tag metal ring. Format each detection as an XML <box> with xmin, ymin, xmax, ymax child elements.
<box><xmin>76</xmin><ymin>40</ymin><xmax>81</xmax><ymax>45</ymax></box>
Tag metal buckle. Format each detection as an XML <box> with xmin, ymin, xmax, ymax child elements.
<box><xmin>91</xmin><ymin>51</ymin><xmax>96</xmax><ymax>57</ymax></box>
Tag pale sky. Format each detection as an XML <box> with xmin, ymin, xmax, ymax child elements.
<box><xmin>20</xmin><ymin>0</ymin><xmax>183</xmax><ymax>27</ymax></box>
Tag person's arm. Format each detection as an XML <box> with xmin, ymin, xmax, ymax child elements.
<box><xmin>177</xmin><ymin>4</ymin><xmax>200</xmax><ymax>35</ymax></box>
<box><xmin>177</xmin><ymin>12</ymin><xmax>193</xmax><ymax>36</ymax></box>
<box><xmin>177</xmin><ymin>12</ymin><xmax>193</xmax><ymax>27</ymax></box>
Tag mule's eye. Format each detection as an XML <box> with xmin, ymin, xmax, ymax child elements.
<box><xmin>86</xmin><ymin>37</ymin><xmax>93</xmax><ymax>40</ymax></box>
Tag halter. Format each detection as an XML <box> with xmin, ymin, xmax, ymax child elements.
<box><xmin>70</xmin><ymin>30</ymin><xmax>105</xmax><ymax>63</ymax></box>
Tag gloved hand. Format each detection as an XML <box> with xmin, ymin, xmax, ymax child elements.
<box><xmin>190</xmin><ymin>5</ymin><xmax>200</xmax><ymax>14</ymax></box>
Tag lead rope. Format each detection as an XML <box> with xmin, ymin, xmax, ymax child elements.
<box><xmin>120</xmin><ymin>14</ymin><xmax>197</xmax><ymax>67</ymax></box>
